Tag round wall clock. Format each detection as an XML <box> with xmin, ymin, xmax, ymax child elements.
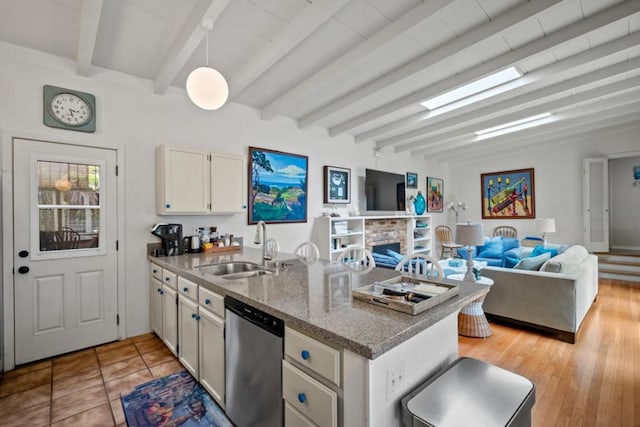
<box><xmin>43</xmin><ymin>85</ymin><xmax>96</xmax><ymax>132</ymax></box>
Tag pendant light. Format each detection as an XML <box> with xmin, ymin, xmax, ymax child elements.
<box><xmin>186</xmin><ymin>19</ymin><xmax>229</xmax><ymax>110</ymax></box>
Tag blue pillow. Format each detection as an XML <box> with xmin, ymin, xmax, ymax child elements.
<box><xmin>514</xmin><ymin>252</ymin><xmax>551</xmax><ymax>271</ymax></box>
<box><xmin>385</xmin><ymin>249</ymin><xmax>404</xmax><ymax>262</ymax></box>
<box><xmin>478</xmin><ymin>240</ymin><xmax>504</xmax><ymax>259</ymax></box>
<box><xmin>531</xmin><ymin>245</ymin><xmax>559</xmax><ymax>258</ymax></box>
<box><xmin>456</xmin><ymin>246</ymin><xmax>477</xmax><ymax>258</ymax></box>
<box><xmin>502</xmin><ymin>238</ymin><xmax>519</xmax><ymax>252</ymax></box>
<box><xmin>503</xmin><ymin>248</ymin><xmax>522</xmax><ymax>268</ymax></box>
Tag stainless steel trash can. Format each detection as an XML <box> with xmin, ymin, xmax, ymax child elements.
<box><xmin>401</xmin><ymin>357</ymin><xmax>535</xmax><ymax>427</ymax></box>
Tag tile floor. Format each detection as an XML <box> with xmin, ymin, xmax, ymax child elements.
<box><xmin>0</xmin><ymin>333</ymin><xmax>183</xmax><ymax>426</ymax></box>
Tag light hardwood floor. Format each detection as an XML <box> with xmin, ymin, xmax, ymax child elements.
<box><xmin>459</xmin><ymin>279</ymin><xmax>640</xmax><ymax>426</ymax></box>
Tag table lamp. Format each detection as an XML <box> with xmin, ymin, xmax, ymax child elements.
<box><xmin>455</xmin><ymin>222</ymin><xmax>484</xmax><ymax>282</ymax></box>
<box><xmin>535</xmin><ymin>218</ymin><xmax>556</xmax><ymax>247</ymax></box>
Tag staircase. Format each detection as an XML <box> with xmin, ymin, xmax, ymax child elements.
<box><xmin>597</xmin><ymin>251</ymin><xmax>640</xmax><ymax>283</ymax></box>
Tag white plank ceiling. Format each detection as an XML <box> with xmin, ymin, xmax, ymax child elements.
<box><xmin>1</xmin><ymin>0</ymin><xmax>639</xmax><ymax>162</ymax></box>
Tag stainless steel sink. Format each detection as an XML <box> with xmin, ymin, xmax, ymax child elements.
<box><xmin>196</xmin><ymin>262</ymin><xmax>274</xmax><ymax>279</ymax></box>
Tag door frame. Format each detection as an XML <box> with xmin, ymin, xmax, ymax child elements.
<box><xmin>1</xmin><ymin>130</ymin><xmax>126</xmax><ymax>371</ymax></box>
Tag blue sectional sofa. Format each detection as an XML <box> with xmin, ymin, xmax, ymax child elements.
<box><xmin>456</xmin><ymin>236</ymin><xmax>521</xmax><ymax>267</ymax></box>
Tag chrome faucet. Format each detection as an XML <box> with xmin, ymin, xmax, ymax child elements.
<box><xmin>254</xmin><ymin>220</ymin><xmax>271</xmax><ymax>262</ymax></box>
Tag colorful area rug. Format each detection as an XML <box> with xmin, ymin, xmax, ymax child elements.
<box><xmin>121</xmin><ymin>370</ymin><xmax>233</xmax><ymax>427</ymax></box>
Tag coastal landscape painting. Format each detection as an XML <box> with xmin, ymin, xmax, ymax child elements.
<box><xmin>481</xmin><ymin>168</ymin><xmax>535</xmax><ymax>219</ymax></box>
<box><xmin>248</xmin><ymin>147</ymin><xmax>308</xmax><ymax>224</ymax></box>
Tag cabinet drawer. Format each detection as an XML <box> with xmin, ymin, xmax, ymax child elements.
<box><xmin>285</xmin><ymin>327</ymin><xmax>341</xmax><ymax>386</ymax></box>
<box><xmin>162</xmin><ymin>269</ymin><xmax>177</xmax><ymax>289</ymax></box>
<box><xmin>283</xmin><ymin>361</ymin><xmax>337</xmax><ymax>427</ymax></box>
<box><xmin>178</xmin><ymin>276</ymin><xmax>197</xmax><ymax>300</ymax></box>
<box><xmin>284</xmin><ymin>402</ymin><xmax>316</xmax><ymax>427</ymax></box>
<box><xmin>198</xmin><ymin>287</ymin><xmax>224</xmax><ymax>318</ymax></box>
<box><xmin>150</xmin><ymin>263</ymin><xmax>163</xmax><ymax>281</ymax></box>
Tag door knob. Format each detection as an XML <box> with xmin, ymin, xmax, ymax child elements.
<box><xmin>18</xmin><ymin>266</ymin><xmax>30</xmax><ymax>274</ymax></box>
<box><xmin>18</xmin><ymin>250</ymin><xmax>29</xmax><ymax>258</ymax></box>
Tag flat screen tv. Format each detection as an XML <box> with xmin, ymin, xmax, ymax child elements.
<box><xmin>365</xmin><ymin>168</ymin><xmax>406</xmax><ymax>211</ymax></box>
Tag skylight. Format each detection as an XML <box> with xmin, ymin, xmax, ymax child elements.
<box><xmin>474</xmin><ymin>112</ymin><xmax>555</xmax><ymax>140</ymax></box>
<box><xmin>420</xmin><ymin>67</ymin><xmax>522</xmax><ymax>110</ymax></box>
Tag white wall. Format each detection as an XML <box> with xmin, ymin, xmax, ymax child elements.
<box><xmin>447</xmin><ymin>127</ymin><xmax>640</xmax><ymax>246</ymax></box>
<box><xmin>0</xmin><ymin>42</ymin><xmax>435</xmax><ymax>338</ymax></box>
<box><xmin>610</xmin><ymin>155</ymin><xmax>640</xmax><ymax>250</ymax></box>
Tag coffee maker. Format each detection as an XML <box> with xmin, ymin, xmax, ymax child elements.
<box><xmin>150</xmin><ymin>223</ymin><xmax>184</xmax><ymax>256</ymax></box>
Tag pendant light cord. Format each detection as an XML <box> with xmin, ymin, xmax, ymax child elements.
<box><xmin>205</xmin><ymin>29</ymin><xmax>209</xmax><ymax>67</ymax></box>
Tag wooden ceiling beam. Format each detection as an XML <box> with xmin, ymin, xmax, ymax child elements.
<box><xmin>432</xmin><ymin>110</ymin><xmax>640</xmax><ymax>164</ymax></box>
<box><xmin>76</xmin><ymin>0</ymin><xmax>104</xmax><ymax>77</ymax></box>
<box><xmin>294</xmin><ymin>0</ymin><xmax>562</xmax><ymax>129</ymax></box>
<box><xmin>153</xmin><ymin>0</ymin><xmax>230</xmax><ymax>95</ymax></box>
<box><xmin>378</xmin><ymin>56</ymin><xmax>640</xmax><ymax>148</ymax></box>
<box><xmin>411</xmin><ymin>94</ymin><xmax>640</xmax><ymax>158</ymax></box>
<box><xmin>356</xmin><ymin>31</ymin><xmax>640</xmax><ymax>143</ymax></box>
<box><xmin>328</xmin><ymin>0</ymin><xmax>640</xmax><ymax>136</ymax></box>
<box><xmin>401</xmin><ymin>79</ymin><xmax>640</xmax><ymax>154</ymax></box>
<box><xmin>260</xmin><ymin>0</ymin><xmax>453</xmax><ymax>121</ymax></box>
<box><xmin>229</xmin><ymin>0</ymin><xmax>350</xmax><ymax>99</ymax></box>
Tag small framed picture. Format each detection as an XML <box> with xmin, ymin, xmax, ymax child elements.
<box><xmin>324</xmin><ymin>166</ymin><xmax>351</xmax><ymax>204</ymax></box>
<box><xmin>406</xmin><ymin>172</ymin><xmax>418</xmax><ymax>189</ymax></box>
<box><xmin>427</xmin><ymin>177</ymin><xmax>444</xmax><ymax>213</ymax></box>
<box><xmin>634</xmin><ymin>165</ymin><xmax>640</xmax><ymax>180</ymax></box>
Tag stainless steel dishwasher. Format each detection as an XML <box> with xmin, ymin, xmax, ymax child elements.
<box><xmin>225</xmin><ymin>296</ymin><xmax>284</xmax><ymax>427</ymax></box>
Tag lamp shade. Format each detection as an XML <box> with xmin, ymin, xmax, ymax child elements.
<box><xmin>535</xmin><ymin>218</ymin><xmax>556</xmax><ymax>233</ymax></box>
<box><xmin>455</xmin><ymin>222</ymin><xmax>484</xmax><ymax>246</ymax></box>
<box><xmin>186</xmin><ymin>66</ymin><xmax>229</xmax><ymax>110</ymax></box>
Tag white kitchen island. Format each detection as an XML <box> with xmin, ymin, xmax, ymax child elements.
<box><xmin>149</xmin><ymin>247</ymin><xmax>487</xmax><ymax>426</ymax></box>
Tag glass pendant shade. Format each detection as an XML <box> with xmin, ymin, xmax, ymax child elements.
<box><xmin>186</xmin><ymin>66</ymin><xmax>229</xmax><ymax>110</ymax></box>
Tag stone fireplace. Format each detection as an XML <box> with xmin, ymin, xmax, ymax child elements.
<box><xmin>364</xmin><ymin>218</ymin><xmax>408</xmax><ymax>255</ymax></box>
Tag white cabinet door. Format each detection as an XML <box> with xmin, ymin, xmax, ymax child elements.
<box><xmin>156</xmin><ymin>145</ymin><xmax>211</xmax><ymax>215</ymax></box>
<box><xmin>178</xmin><ymin>295</ymin><xmax>199</xmax><ymax>377</ymax></box>
<box><xmin>199</xmin><ymin>307</ymin><xmax>225</xmax><ymax>408</ymax></box>
<box><xmin>162</xmin><ymin>285</ymin><xmax>178</xmax><ymax>356</ymax></box>
<box><xmin>150</xmin><ymin>277</ymin><xmax>163</xmax><ymax>336</ymax></box>
<box><xmin>210</xmin><ymin>152</ymin><xmax>246</xmax><ymax>213</ymax></box>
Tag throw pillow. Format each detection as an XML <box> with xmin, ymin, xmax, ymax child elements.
<box><xmin>478</xmin><ymin>240</ymin><xmax>504</xmax><ymax>259</ymax></box>
<box><xmin>385</xmin><ymin>249</ymin><xmax>404</xmax><ymax>262</ymax></box>
<box><xmin>502</xmin><ymin>237</ymin><xmax>520</xmax><ymax>252</ymax></box>
<box><xmin>503</xmin><ymin>248</ymin><xmax>522</xmax><ymax>268</ymax></box>
<box><xmin>513</xmin><ymin>252</ymin><xmax>551</xmax><ymax>271</ymax></box>
<box><xmin>531</xmin><ymin>245</ymin><xmax>559</xmax><ymax>258</ymax></box>
<box><xmin>541</xmin><ymin>260</ymin><xmax>562</xmax><ymax>273</ymax></box>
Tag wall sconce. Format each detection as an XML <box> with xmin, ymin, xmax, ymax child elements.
<box><xmin>448</xmin><ymin>201</ymin><xmax>468</xmax><ymax>223</ymax></box>
<box><xmin>186</xmin><ymin>19</ymin><xmax>229</xmax><ymax>110</ymax></box>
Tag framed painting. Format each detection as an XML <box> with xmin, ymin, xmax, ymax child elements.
<box><xmin>406</xmin><ymin>172</ymin><xmax>418</xmax><ymax>189</ymax></box>
<box><xmin>634</xmin><ymin>165</ymin><xmax>640</xmax><ymax>180</ymax></box>
<box><xmin>323</xmin><ymin>165</ymin><xmax>351</xmax><ymax>204</ymax></box>
<box><xmin>481</xmin><ymin>168</ymin><xmax>535</xmax><ymax>219</ymax></box>
<box><xmin>426</xmin><ymin>177</ymin><xmax>444</xmax><ymax>213</ymax></box>
<box><xmin>248</xmin><ymin>147</ymin><xmax>308</xmax><ymax>224</ymax></box>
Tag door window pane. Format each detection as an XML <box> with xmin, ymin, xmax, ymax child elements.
<box><xmin>37</xmin><ymin>161</ymin><xmax>101</xmax><ymax>252</ymax></box>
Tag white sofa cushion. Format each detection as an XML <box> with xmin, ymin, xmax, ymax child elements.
<box><xmin>540</xmin><ymin>245</ymin><xmax>589</xmax><ymax>274</ymax></box>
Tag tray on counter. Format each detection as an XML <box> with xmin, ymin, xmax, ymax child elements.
<box><xmin>352</xmin><ymin>275</ymin><xmax>458</xmax><ymax>315</ymax></box>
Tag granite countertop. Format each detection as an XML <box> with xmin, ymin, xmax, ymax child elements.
<box><xmin>148</xmin><ymin>246</ymin><xmax>488</xmax><ymax>359</ymax></box>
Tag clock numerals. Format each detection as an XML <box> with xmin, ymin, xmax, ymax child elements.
<box><xmin>49</xmin><ymin>94</ymin><xmax>92</xmax><ymax>126</ymax></box>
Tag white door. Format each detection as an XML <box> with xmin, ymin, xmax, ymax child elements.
<box><xmin>13</xmin><ymin>138</ymin><xmax>118</xmax><ymax>364</ymax></box>
<box><xmin>583</xmin><ymin>158</ymin><xmax>609</xmax><ymax>252</ymax></box>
